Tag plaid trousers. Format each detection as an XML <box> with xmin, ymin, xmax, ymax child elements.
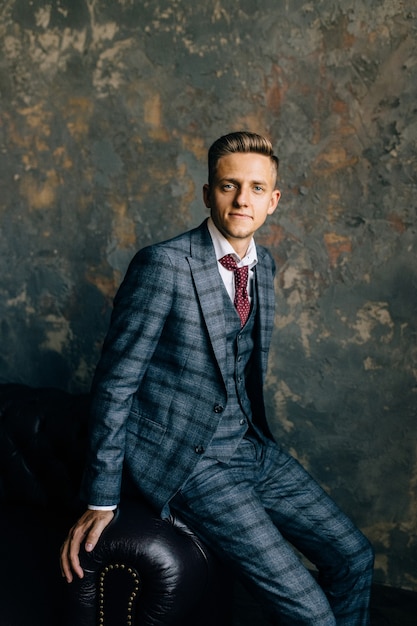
<box><xmin>171</xmin><ymin>435</ymin><xmax>374</xmax><ymax>626</ymax></box>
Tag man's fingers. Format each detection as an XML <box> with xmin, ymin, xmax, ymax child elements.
<box><xmin>84</xmin><ymin>515</ymin><xmax>113</xmax><ymax>551</ymax></box>
<box><xmin>61</xmin><ymin>523</ymin><xmax>86</xmax><ymax>582</ymax></box>
<box><xmin>60</xmin><ymin>509</ymin><xmax>115</xmax><ymax>583</ymax></box>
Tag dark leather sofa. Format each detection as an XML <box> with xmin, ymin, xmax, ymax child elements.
<box><xmin>0</xmin><ymin>383</ymin><xmax>231</xmax><ymax>626</ymax></box>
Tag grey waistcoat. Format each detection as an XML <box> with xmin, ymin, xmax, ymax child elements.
<box><xmin>204</xmin><ymin>279</ymin><xmax>259</xmax><ymax>462</ymax></box>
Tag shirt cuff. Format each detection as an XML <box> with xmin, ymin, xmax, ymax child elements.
<box><xmin>88</xmin><ymin>504</ymin><xmax>118</xmax><ymax>511</ymax></box>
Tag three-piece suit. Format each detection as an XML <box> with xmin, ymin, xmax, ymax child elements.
<box><xmin>82</xmin><ymin>219</ymin><xmax>374</xmax><ymax>625</ymax></box>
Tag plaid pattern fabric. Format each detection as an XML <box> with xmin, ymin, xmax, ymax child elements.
<box><xmin>204</xmin><ymin>281</ymin><xmax>257</xmax><ymax>461</ymax></box>
<box><xmin>173</xmin><ymin>437</ymin><xmax>374</xmax><ymax>626</ymax></box>
<box><xmin>82</xmin><ymin>217</ymin><xmax>373</xmax><ymax>623</ymax></box>
<box><xmin>81</xmin><ymin>219</ymin><xmax>276</xmax><ymax>511</ymax></box>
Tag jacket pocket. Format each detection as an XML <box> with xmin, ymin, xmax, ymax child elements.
<box><xmin>126</xmin><ymin>412</ymin><xmax>166</xmax><ymax>445</ymax></box>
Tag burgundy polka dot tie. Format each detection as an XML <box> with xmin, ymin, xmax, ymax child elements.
<box><xmin>219</xmin><ymin>254</ymin><xmax>250</xmax><ymax>327</ymax></box>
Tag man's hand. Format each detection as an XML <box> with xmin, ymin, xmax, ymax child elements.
<box><xmin>60</xmin><ymin>509</ymin><xmax>115</xmax><ymax>583</ymax></box>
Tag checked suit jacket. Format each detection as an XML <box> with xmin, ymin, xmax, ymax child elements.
<box><xmin>81</xmin><ymin>219</ymin><xmax>277</xmax><ymax>514</ymax></box>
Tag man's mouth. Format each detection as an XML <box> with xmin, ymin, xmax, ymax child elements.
<box><xmin>229</xmin><ymin>212</ymin><xmax>252</xmax><ymax>219</ymax></box>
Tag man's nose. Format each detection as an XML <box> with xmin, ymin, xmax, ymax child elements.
<box><xmin>234</xmin><ymin>187</ymin><xmax>249</xmax><ymax>207</ymax></box>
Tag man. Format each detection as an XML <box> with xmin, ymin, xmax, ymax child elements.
<box><xmin>61</xmin><ymin>132</ymin><xmax>374</xmax><ymax>625</ymax></box>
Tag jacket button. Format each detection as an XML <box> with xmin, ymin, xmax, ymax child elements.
<box><xmin>195</xmin><ymin>445</ymin><xmax>205</xmax><ymax>454</ymax></box>
<box><xmin>213</xmin><ymin>404</ymin><xmax>224</xmax><ymax>413</ymax></box>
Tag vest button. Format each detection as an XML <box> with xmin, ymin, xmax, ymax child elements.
<box><xmin>239</xmin><ymin>419</ymin><xmax>246</xmax><ymax>426</ymax></box>
<box><xmin>213</xmin><ymin>404</ymin><xmax>224</xmax><ymax>413</ymax></box>
<box><xmin>195</xmin><ymin>445</ymin><xmax>205</xmax><ymax>454</ymax></box>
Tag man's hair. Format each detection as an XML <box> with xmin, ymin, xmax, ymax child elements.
<box><xmin>208</xmin><ymin>131</ymin><xmax>279</xmax><ymax>187</ymax></box>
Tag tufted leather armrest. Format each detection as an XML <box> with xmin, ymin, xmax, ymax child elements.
<box><xmin>0</xmin><ymin>383</ymin><xmax>232</xmax><ymax>626</ymax></box>
<box><xmin>65</xmin><ymin>499</ymin><xmax>231</xmax><ymax>626</ymax></box>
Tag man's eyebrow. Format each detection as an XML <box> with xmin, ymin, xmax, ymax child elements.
<box><xmin>217</xmin><ymin>176</ymin><xmax>238</xmax><ymax>183</ymax></box>
<box><xmin>218</xmin><ymin>177</ymin><xmax>268</xmax><ymax>186</ymax></box>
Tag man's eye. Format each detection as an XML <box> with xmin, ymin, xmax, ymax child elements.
<box><xmin>254</xmin><ymin>186</ymin><xmax>264</xmax><ymax>192</ymax></box>
<box><xmin>223</xmin><ymin>184</ymin><xmax>235</xmax><ymax>190</ymax></box>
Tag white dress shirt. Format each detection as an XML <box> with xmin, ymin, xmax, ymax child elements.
<box><xmin>206</xmin><ymin>217</ymin><xmax>258</xmax><ymax>303</ymax></box>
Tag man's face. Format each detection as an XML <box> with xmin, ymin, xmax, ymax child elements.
<box><xmin>203</xmin><ymin>152</ymin><xmax>281</xmax><ymax>257</ymax></box>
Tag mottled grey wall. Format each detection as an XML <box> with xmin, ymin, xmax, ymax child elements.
<box><xmin>1</xmin><ymin>0</ymin><xmax>416</xmax><ymax>591</ymax></box>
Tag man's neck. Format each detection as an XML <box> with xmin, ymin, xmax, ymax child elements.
<box><xmin>207</xmin><ymin>217</ymin><xmax>256</xmax><ymax>263</ymax></box>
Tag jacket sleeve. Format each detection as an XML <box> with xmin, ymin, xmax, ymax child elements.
<box><xmin>81</xmin><ymin>245</ymin><xmax>176</xmax><ymax>506</ymax></box>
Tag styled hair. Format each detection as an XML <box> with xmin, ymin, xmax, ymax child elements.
<box><xmin>208</xmin><ymin>131</ymin><xmax>279</xmax><ymax>187</ymax></box>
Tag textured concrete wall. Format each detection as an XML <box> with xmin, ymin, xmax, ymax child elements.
<box><xmin>1</xmin><ymin>0</ymin><xmax>416</xmax><ymax>590</ymax></box>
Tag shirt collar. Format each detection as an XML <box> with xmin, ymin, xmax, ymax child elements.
<box><xmin>207</xmin><ymin>217</ymin><xmax>258</xmax><ymax>268</ymax></box>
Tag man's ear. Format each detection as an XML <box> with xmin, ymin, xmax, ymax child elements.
<box><xmin>267</xmin><ymin>189</ymin><xmax>281</xmax><ymax>215</ymax></box>
<box><xmin>203</xmin><ymin>184</ymin><xmax>211</xmax><ymax>208</ymax></box>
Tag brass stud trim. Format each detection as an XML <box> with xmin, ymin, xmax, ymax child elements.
<box><xmin>99</xmin><ymin>563</ymin><xmax>140</xmax><ymax>625</ymax></box>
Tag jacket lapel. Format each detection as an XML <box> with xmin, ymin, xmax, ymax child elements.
<box><xmin>186</xmin><ymin>221</ymin><xmax>275</xmax><ymax>384</ymax></box>
<box><xmin>187</xmin><ymin>222</ymin><xmax>228</xmax><ymax>380</ymax></box>
<box><xmin>253</xmin><ymin>247</ymin><xmax>276</xmax><ymax>375</ymax></box>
